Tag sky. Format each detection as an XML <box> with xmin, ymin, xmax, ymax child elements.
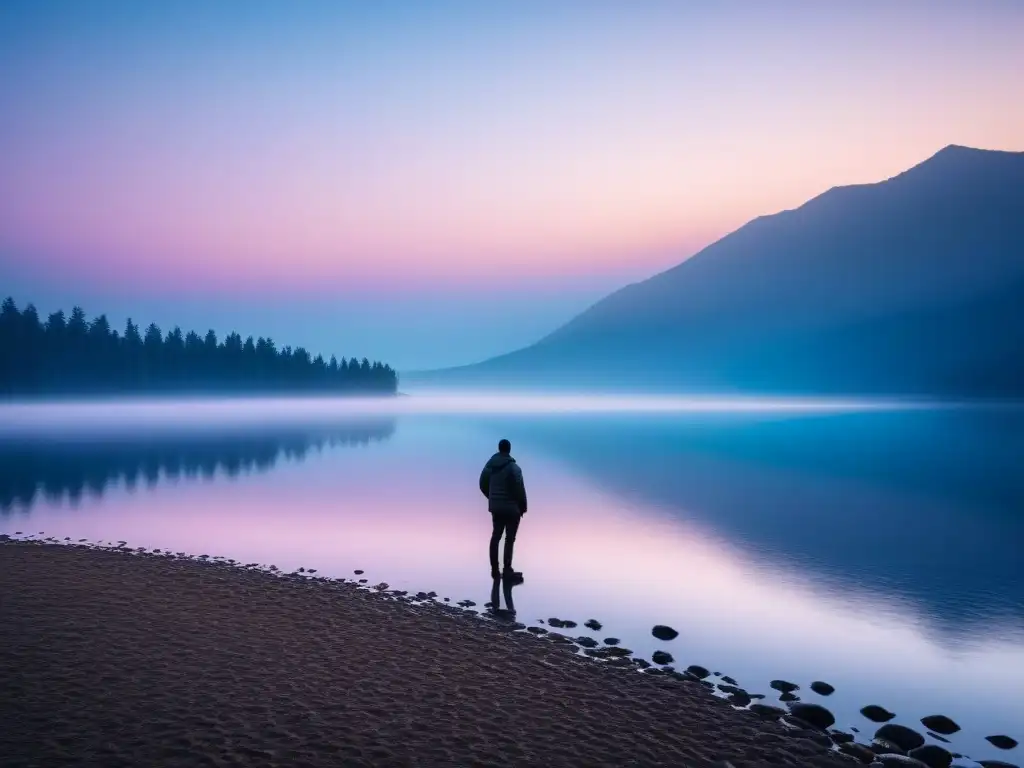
<box><xmin>1</xmin><ymin>1</ymin><xmax>1023</xmax><ymax>370</ymax></box>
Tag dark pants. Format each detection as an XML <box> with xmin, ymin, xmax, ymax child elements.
<box><xmin>490</xmin><ymin>510</ymin><xmax>522</xmax><ymax>571</ymax></box>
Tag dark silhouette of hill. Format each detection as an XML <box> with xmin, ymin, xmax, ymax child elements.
<box><xmin>481</xmin><ymin>409</ymin><xmax>1024</xmax><ymax>639</ymax></box>
<box><xmin>411</xmin><ymin>145</ymin><xmax>1024</xmax><ymax>395</ymax></box>
<box><xmin>0</xmin><ymin>420</ymin><xmax>395</xmax><ymax>512</ymax></box>
<box><xmin>0</xmin><ymin>298</ymin><xmax>398</xmax><ymax>397</ymax></box>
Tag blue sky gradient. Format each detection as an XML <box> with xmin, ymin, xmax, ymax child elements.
<box><xmin>2</xmin><ymin>1</ymin><xmax>1022</xmax><ymax>368</ymax></box>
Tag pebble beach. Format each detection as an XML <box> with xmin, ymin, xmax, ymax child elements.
<box><xmin>0</xmin><ymin>538</ymin><xmax>854</xmax><ymax>768</ymax></box>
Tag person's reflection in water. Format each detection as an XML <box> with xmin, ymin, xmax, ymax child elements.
<box><xmin>487</xmin><ymin>574</ymin><xmax>518</xmax><ymax>621</ymax></box>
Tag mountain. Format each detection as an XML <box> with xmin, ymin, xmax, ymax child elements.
<box><xmin>409</xmin><ymin>145</ymin><xmax>1024</xmax><ymax>395</ymax></box>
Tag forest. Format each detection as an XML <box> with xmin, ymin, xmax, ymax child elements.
<box><xmin>0</xmin><ymin>297</ymin><xmax>398</xmax><ymax>396</ymax></box>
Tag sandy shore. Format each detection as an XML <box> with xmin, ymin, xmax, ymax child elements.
<box><xmin>0</xmin><ymin>541</ymin><xmax>845</xmax><ymax>768</ymax></box>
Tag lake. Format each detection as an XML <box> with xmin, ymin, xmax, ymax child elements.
<box><xmin>2</xmin><ymin>395</ymin><xmax>1022</xmax><ymax>765</ymax></box>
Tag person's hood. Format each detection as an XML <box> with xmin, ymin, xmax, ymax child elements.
<box><xmin>485</xmin><ymin>453</ymin><xmax>516</xmax><ymax>471</ymax></box>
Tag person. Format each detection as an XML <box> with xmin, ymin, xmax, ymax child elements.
<box><xmin>479</xmin><ymin>438</ymin><xmax>527</xmax><ymax>580</ymax></box>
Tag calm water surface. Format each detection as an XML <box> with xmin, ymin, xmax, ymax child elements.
<box><xmin>2</xmin><ymin>396</ymin><xmax>1022</xmax><ymax>765</ymax></box>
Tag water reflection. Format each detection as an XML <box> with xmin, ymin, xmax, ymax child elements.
<box><xmin>0</xmin><ymin>419</ymin><xmax>396</xmax><ymax>513</ymax></box>
<box><xmin>488</xmin><ymin>576</ymin><xmax>518</xmax><ymax>620</ymax></box>
<box><xmin>2</xmin><ymin>400</ymin><xmax>1022</xmax><ymax>762</ymax></box>
<box><xmin>485</xmin><ymin>409</ymin><xmax>1024</xmax><ymax>641</ymax></box>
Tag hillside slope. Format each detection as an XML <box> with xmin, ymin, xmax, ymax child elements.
<box><xmin>411</xmin><ymin>146</ymin><xmax>1024</xmax><ymax>395</ymax></box>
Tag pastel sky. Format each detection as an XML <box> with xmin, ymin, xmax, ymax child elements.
<box><xmin>2</xmin><ymin>1</ymin><xmax>1023</xmax><ymax>370</ymax></box>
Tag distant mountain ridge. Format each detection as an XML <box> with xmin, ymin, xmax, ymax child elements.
<box><xmin>410</xmin><ymin>145</ymin><xmax>1024</xmax><ymax>396</ymax></box>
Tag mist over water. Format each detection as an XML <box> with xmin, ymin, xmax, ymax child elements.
<box><xmin>2</xmin><ymin>394</ymin><xmax>1022</xmax><ymax>765</ymax></box>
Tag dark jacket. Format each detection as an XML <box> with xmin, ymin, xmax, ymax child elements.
<box><xmin>479</xmin><ymin>452</ymin><xmax>527</xmax><ymax>515</ymax></box>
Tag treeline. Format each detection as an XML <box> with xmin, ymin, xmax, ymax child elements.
<box><xmin>0</xmin><ymin>297</ymin><xmax>398</xmax><ymax>396</ymax></box>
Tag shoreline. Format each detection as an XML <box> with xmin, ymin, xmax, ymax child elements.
<box><xmin>1</xmin><ymin>538</ymin><xmax>848</xmax><ymax>768</ymax></box>
<box><xmin>2</xmin><ymin>536</ymin><xmax>1020</xmax><ymax>767</ymax></box>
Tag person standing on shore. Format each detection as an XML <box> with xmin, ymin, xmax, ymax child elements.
<box><xmin>479</xmin><ymin>438</ymin><xmax>528</xmax><ymax>581</ymax></box>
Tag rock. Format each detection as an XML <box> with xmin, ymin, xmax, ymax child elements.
<box><xmin>977</xmin><ymin>762</ymin><xmax>1020</xmax><ymax>768</ymax></box>
<box><xmin>548</xmin><ymin>618</ymin><xmax>568</xmax><ymax>628</ymax></box>
<box><xmin>810</xmin><ymin>680</ymin><xmax>836</xmax><ymax>696</ymax></box>
<box><xmin>354</xmin><ymin>569</ymin><xmax>364</xmax><ymax>575</ymax></box>
<box><xmin>926</xmin><ymin>733</ymin><xmax>951</xmax><ymax>744</ymax></box>
<box><xmin>603</xmin><ymin>637</ymin><xmax>620</xmax><ymax>646</ymax></box>
<box><xmin>527</xmin><ymin>626</ymin><xmax>548</xmax><ymax>635</ymax></box>
<box><xmin>771</xmin><ymin>680</ymin><xmax>800</xmax><ymax>693</ymax></box>
<box><xmin>721</xmin><ymin>675</ymin><xmax>737</xmax><ymax>685</ymax></box>
<box><xmin>839</xmin><ymin>741</ymin><xmax>879</xmax><ymax>764</ymax></box>
<box><xmin>920</xmin><ymin>716</ymin><xmax>960</xmax><ymax>736</ymax></box>
<box><xmin>876</xmin><ymin>724</ymin><xmax>925</xmax><ymax>752</ymax></box>
<box><xmin>687</xmin><ymin>665</ymin><xmax>710</xmax><ymax>679</ymax></box>
<box><xmin>987</xmin><ymin>736</ymin><xmax>1019</xmax><ymax>750</ymax></box>
<box><xmin>862</xmin><ymin>705</ymin><xmax>897</xmax><ymax>723</ymax></box>
<box><xmin>872</xmin><ymin>738</ymin><xmax>906</xmax><ymax>755</ymax></box>
<box><xmin>562</xmin><ymin>620</ymin><xmax>578</xmax><ymax>628</ymax></box>
<box><xmin>603</xmin><ymin>647</ymin><xmax>633</xmax><ymax>658</ymax></box>
<box><xmin>652</xmin><ymin>624</ymin><xmax>679</xmax><ymax>641</ymax></box>
<box><xmin>652</xmin><ymin>651</ymin><xmax>674</xmax><ymax>665</ymax></box>
<box><xmin>584</xmin><ymin>619</ymin><xmax>602</xmax><ymax>631</ymax></box>
<box><xmin>790</xmin><ymin>725</ymin><xmax>833</xmax><ymax>748</ymax></box>
<box><xmin>718</xmin><ymin>684</ymin><xmax>744</xmax><ymax>695</ymax></box>
<box><xmin>749</xmin><ymin>703</ymin><xmax>786</xmax><ymax>719</ymax></box>
<box><xmin>781</xmin><ymin>714</ymin><xmax>814</xmax><ymax>730</ymax></box>
<box><xmin>575</xmin><ymin>637</ymin><xmax>598</xmax><ymax>648</ymax></box>
<box><xmin>874</xmin><ymin>756</ymin><xmax>929</xmax><ymax>768</ymax></box>
<box><xmin>831</xmin><ymin>731</ymin><xmax>855</xmax><ymax>744</ymax></box>
<box><xmin>787</xmin><ymin>702</ymin><xmax>836</xmax><ymax>730</ymax></box>
<box><xmin>633</xmin><ymin>658</ymin><xmax>651</xmax><ymax>669</ymax></box>
<box><xmin>907</xmin><ymin>744</ymin><xmax>952</xmax><ymax>768</ymax></box>
<box><xmin>779</xmin><ymin>692</ymin><xmax>800</xmax><ymax>703</ymax></box>
<box><xmin>729</xmin><ymin>691</ymin><xmax>752</xmax><ymax>706</ymax></box>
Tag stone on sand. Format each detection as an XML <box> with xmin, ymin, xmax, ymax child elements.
<box><xmin>875</xmin><ymin>723</ymin><xmax>925</xmax><ymax>752</ymax></box>
<box><xmin>907</xmin><ymin>744</ymin><xmax>952</xmax><ymax>768</ymax></box>
<box><xmin>786</xmin><ymin>702</ymin><xmax>835</xmax><ymax>730</ymax></box>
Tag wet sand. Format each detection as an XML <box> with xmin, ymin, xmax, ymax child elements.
<box><xmin>0</xmin><ymin>541</ymin><xmax>844</xmax><ymax>767</ymax></box>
